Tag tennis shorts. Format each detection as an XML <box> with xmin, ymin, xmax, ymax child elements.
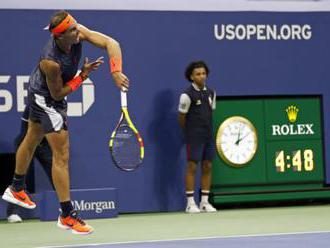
<box><xmin>186</xmin><ymin>140</ymin><xmax>216</xmax><ymax>163</ymax></box>
<box><xmin>28</xmin><ymin>92</ymin><xmax>68</xmax><ymax>133</ymax></box>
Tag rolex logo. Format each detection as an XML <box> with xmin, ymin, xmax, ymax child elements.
<box><xmin>286</xmin><ymin>105</ymin><xmax>299</xmax><ymax>123</ymax></box>
<box><xmin>272</xmin><ymin>105</ymin><xmax>314</xmax><ymax>136</ymax></box>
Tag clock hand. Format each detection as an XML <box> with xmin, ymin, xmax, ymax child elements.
<box><xmin>235</xmin><ymin>125</ymin><xmax>241</xmax><ymax>145</ymax></box>
<box><xmin>237</xmin><ymin>131</ymin><xmax>252</xmax><ymax>144</ymax></box>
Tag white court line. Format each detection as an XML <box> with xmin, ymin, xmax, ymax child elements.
<box><xmin>36</xmin><ymin>230</ymin><xmax>330</xmax><ymax>248</ymax></box>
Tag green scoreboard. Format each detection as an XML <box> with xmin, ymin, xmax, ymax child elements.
<box><xmin>211</xmin><ymin>96</ymin><xmax>330</xmax><ymax>205</ymax></box>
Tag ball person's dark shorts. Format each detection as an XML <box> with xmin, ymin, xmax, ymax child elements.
<box><xmin>28</xmin><ymin>93</ymin><xmax>68</xmax><ymax>133</ymax></box>
<box><xmin>186</xmin><ymin>140</ymin><xmax>216</xmax><ymax>162</ymax></box>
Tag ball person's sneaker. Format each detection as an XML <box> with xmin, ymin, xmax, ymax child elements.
<box><xmin>199</xmin><ymin>202</ymin><xmax>217</xmax><ymax>213</ymax></box>
<box><xmin>57</xmin><ymin>210</ymin><xmax>93</xmax><ymax>235</ymax></box>
<box><xmin>185</xmin><ymin>204</ymin><xmax>201</xmax><ymax>213</ymax></box>
<box><xmin>7</xmin><ymin>214</ymin><xmax>23</xmax><ymax>223</ymax></box>
<box><xmin>2</xmin><ymin>187</ymin><xmax>36</xmax><ymax>209</ymax></box>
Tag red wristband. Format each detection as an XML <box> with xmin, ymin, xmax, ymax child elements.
<box><xmin>110</xmin><ymin>57</ymin><xmax>122</xmax><ymax>73</ymax></box>
<box><xmin>66</xmin><ymin>75</ymin><xmax>83</xmax><ymax>91</ymax></box>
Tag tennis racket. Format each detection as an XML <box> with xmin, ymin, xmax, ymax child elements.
<box><xmin>109</xmin><ymin>90</ymin><xmax>144</xmax><ymax>171</ymax></box>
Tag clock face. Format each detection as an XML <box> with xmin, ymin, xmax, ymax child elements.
<box><xmin>216</xmin><ymin>116</ymin><xmax>258</xmax><ymax>167</ymax></box>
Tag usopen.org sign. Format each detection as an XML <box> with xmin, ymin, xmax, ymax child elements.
<box><xmin>271</xmin><ymin>105</ymin><xmax>314</xmax><ymax>136</ymax></box>
<box><xmin>40</xmin><ymin>188</ymin><xmax>118</xmax><ymax>221</ymax></box>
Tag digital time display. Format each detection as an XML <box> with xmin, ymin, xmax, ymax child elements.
<box><xmin>267</xmin><ymin>140</ymin><xmax>323</xmax><ymax>183</ymax></box>
<box><xmin>275</xmin><ymin>149</ymin><xmax>314</xmax><ymax>173</ymax></box>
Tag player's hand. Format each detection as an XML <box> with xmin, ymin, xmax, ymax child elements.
<box><xmin>112</xmin><ymin>71</ymin><xmax>130</xmax><ymax>91</ymax></box>
<box><xmin>81</xmin><ymin>56</ymin><xmax>104</xmax><ymax>78</ymax></box>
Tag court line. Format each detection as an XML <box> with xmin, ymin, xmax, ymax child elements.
<box><xmin>36</xmin><ymin>230</ymin><xmax>330</xmax><ymax>248</ymax></box>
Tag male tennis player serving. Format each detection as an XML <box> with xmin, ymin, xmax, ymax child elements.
<box><xmin>2</xmin><ymin>10</ymin><xmax>129</xmax><ymax>235</ymax></box>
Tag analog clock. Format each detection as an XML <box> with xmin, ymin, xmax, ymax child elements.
<box><xmin>216</xmin><ymin>116</ymin><xmax>258</xmax><ymax>167</ymax></box>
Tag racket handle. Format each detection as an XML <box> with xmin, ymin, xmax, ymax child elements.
<box><xmin>121</xmin><ymin>90</ymin><xmax>127</xmax><ymax>107</ymax></box>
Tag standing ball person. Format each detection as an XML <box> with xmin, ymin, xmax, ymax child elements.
<box><xmin>178</xmin><ymin>61</ymin><xmax>217</xmax><ymax>213</ymax></box>
<box><xmin>2</xmin><ymin>10</ymin><xmax>129</xmax><ymax>234</ymax></box>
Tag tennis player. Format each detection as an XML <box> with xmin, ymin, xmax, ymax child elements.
<box><xmin>2</xmin><ymin>10</ymin><xmax>129</xmax><ymax>234</ymax></box>
<box><xmin>178</xmin><ymin>61</ymin><xmax>217</xmax><ymax>213</ymax></box>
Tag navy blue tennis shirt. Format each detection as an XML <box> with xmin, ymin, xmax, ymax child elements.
<box><xmin>26</xmin><ymin>37</ymin><xmax>82</xmax><ymax>132</ymax></box>
<box><xmin>29</xmin><ymin>37</ymin><xmax>82</xmax><ymax>103</ymax></box>
<box><xmin>178</xmin><ymin>83</ymin><xmax>216</xmax><ymax>143</ymax></box>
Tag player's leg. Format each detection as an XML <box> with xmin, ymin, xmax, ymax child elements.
<box><xmin>2</xmin><ymin>120</ymin><xmax>44</xmax><ymax>209</ymax></box>
<box><xmin>185</xmin><ymin>143</ymin><xmax>202</xmax><ymax>213</ymax></box>
<box><xmin>6</xmin><ymin>159</ymin><xmax>37</xmax><ymax>223</ymax></box>
<box><xmin>45</xmin><ymin>129</ymin><xmax>70</xmax><ymax>202</ymax></box>
<box><xmin>46</xmin><ymin>129</ymin><xmax>93</xmax><ymax>235</ymax></box>
<box><xmin>201</xmin><ymin>159</ymin><xmax>212</xmax><ymax>193</ymax></box>
<box><xmin>200</xmin><ymin>141</ymin><xmax>217</xmax><ymax>212</ymax></box>
<box><xmin>35</xmin><ymin>140</ymin><xmax>54</xmax><ymax>189</ymax></box>
<box><xmin>15</xmin><ymin>120</ymin><xmax>44</xmax><ymax>175</ymax></box>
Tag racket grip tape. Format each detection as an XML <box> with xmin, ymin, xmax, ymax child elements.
<box><xmin>121</xmin><ymin>91</ymin><xmax>127</xmax><ymax>107</ymax></box>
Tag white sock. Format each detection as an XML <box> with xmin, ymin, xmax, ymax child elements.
<box><xmin>201</xmin><ymin>190</ymin><xmax>210</xmax><ymax>204</ymax></box>
<box><xmin>186</xmin><ymin>191</ymin><xmax>196</xmax><ymax>206</ymax></box>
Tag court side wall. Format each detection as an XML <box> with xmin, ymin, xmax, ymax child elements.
<box><xmin>0</xmin><ymin>10</ymin><xmax>329</xmax><ymax>212</ymax></box>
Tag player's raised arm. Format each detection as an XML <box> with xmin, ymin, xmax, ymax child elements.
<box><xmin>78</xmin><ymin>25</ymin><xmax>129</xmax><ymax>90</ymax></box>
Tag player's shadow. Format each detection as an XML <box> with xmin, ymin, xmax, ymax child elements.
<box><xmin>148</xmin><ymin>89</ymin><xmax>185</xmax><ymax>211</ymax></box>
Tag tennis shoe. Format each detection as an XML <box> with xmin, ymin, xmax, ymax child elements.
<box><xmin>199</xmin><ymin>202</ymin><xmax>217</xmax><ymax>213</ymax></box>
<box><xmin>185</xmin><ymin>204</ymin><xmax>201</xmax><ymax>213</ymax></box>
<box><xmin>2</xmin><ymin>187</ymin><xmax>36</xmax><ymax>209</ymax></box>
<box><xmin>7</xmin><ymin>214</ymin><xmax>23</xmax><ymax>223</ymax></box>
<box><xmin>57</xmin><ymin>210</ymin><xmax>93</xmax><ymax>235</ymax></box>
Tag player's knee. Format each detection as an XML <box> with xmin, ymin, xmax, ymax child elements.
<box><xmin>52</xmin><ymin>151</ymin><xmax>69</xmax><ymax>167</ymax></box>
<box><xmin>187</xmin><ymin>161</ymin><xmax>197</xmax><ymax>174</ymax></box>
<box><xmin>202</xmin><ymin>163</ymin><xmax>212</xmax><ymax>173</ymax></box>
<box><xmin>21</xmin><ymin>134</ymin><xmax>41</xmax><ymax>150</ymax></box>
<box><xmin>17</xmin><ymin>140</ymin><xmax>37</xmax><ymax>157</ymax></box>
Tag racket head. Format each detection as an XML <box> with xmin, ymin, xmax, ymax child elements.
<box><xmin>109</xmin><ymin>110</ymin><xmax>144</xmax><ymax>171</ymax></box>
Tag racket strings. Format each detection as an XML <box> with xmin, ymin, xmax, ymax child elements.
<box><xmin>111</xmin><ymin>124</ymin><xmax>142</xmax><ymax>170</ymax></box>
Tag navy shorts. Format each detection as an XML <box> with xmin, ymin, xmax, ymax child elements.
<box><xmin>186</xmin><ymin>140</ymin><xmax>216</xmax><ymax>163</ymax></box>
<box><xmin>28</xmin><ymin>92</ymin><xmax>68</xmax><ymax>133</ymax></box>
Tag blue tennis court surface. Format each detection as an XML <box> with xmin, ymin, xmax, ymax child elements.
<box><xmin>42</xmin><ymin>231</ymin><xmax>330</xmax><ymax>248</ymax></box>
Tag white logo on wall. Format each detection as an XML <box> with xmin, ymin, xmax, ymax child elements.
<box><xmin>72</xmin><ymin>200</ymin><xmax>116</xmax><ymax>214</ymax></box>
<box><xmin>67</xmin><ymin>76</ymin><xmax>95</xmax><ymax>117</ymax></box>
<box><xmin>214</xmin><ymin>24</ymin><xmax>312</xmax><ymax>41</ymax></box>
<box><xmin>0</xmin><ymin>75</ymin><xmax>94</xmax><ymax>117</ymax></box>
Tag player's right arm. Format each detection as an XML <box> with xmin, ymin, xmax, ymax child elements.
<box><xmin>40</xmin><ymin>57</ymin><xmax>103</xmax><ymax>101</ymax></box>
<box><xmin>178</xmin><ymin>93</ymin><xmax>191</xmax><ymax>129</ymax></box>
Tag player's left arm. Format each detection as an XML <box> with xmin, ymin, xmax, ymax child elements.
<box><xmin>78</xmin><ymin>24</ymin><xmax>129</xmax><ymax>90</ymax></box>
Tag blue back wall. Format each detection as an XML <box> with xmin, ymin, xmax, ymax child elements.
<box><xmin>0</xmin><ymin>10</ymin><xmax>329</xmax><ymax>212</ymax></box>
